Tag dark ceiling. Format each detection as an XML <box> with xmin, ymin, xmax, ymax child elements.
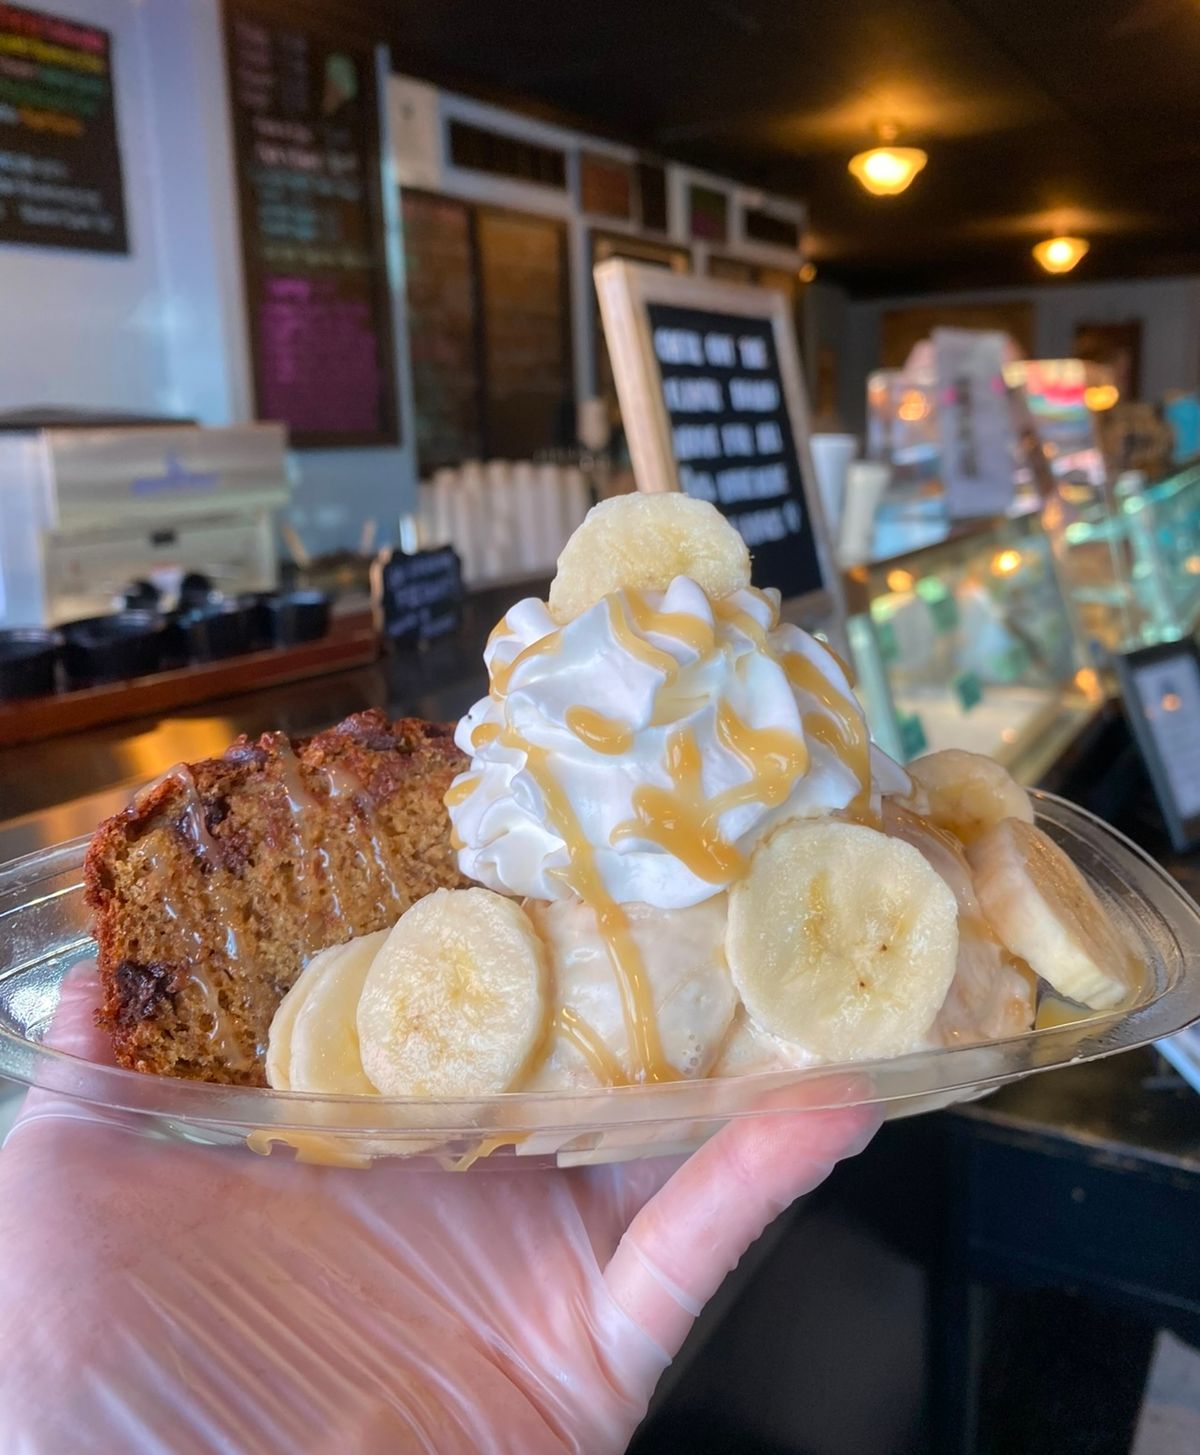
<box><xmin>291</xmin><ymin>0</ymin><xmax>1200</xmax><ymax>296</ymax></box>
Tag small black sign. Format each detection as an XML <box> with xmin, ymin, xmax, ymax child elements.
<box><xmin>0</xmin><ymin>3</ymin><xmax>128</xmax><ymax>253</ymax></box>
<box><xmin>646</xmin><ymin>301</ymin><xmax>825</xmax><ymax>602</ymax></box>
<box><xmin>1115</xmin><ymin>638</ymin><xmax>1200</xmax><ymax>852</ymax></box>
<box><xmin>373</xmin><ymin>546</ymin><xmax>464</xmax><ymax>648</ymax></box>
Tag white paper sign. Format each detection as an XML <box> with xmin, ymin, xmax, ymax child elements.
<box><xmin>932</xmin><ymin>327</ymin><xmax>1017</xmax><ymax>519</ymax></box>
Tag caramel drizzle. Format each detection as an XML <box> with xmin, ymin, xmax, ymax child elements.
<box><xmin>503</xmin><ymin>730</ymin><xmax>672</xmax><ymax>1083</ymax></box>
<box><xmin>555</xmin><ymin>1006</ymin><xmax>625</xmax><ymax>1085</ymax></box>
<box><xmin>611</xmin><ymin>708</ymin><xmax>809</xmax><ymax>884</ymax></box>
<box><xmin>188</xmin><ymin>972</ymin><xmax>252</xmax><ymax>1071</ymax></box>
<box><xmin>489</xmin><ymin>628</ymin><xmax>563</xmax><ymax>699</ymax></box>
<box><xmin>565</xmin><ymin>706</ymin><xmax>634</xmax><ymax>756</ymax></box>
<box><xmin>444</xmin><ymin>774</ymin><xmax>480</xmax><ymax>807</ymax></box>
<box><xmin>624</xmin><ymin>590</ymin><xmax>716</xmax><ymax>657</ymax></box>
<box><xmin>783</xmin><ymin>651</ymin><xmax>875</xmax><ymax>823</ymax></box>
<box><xmin>324</xmin><ymin>761</ymin><xmax>404</xmax><ymax>912</ymax></box>
<box><xmin>143</xmin><ymin>765</ymin><xmax>245</xmax><ymax>966</ymax></box>
<box><xmin>605</xmin><ymin>595</ymin><xmax>680</xmax><ymax>680</ymax></box>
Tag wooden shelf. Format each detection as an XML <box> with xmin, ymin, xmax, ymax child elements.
<box><xmin>0</xmin><ymin>611</ymin><xmax>379</xmax><ymax>748</ymax></box>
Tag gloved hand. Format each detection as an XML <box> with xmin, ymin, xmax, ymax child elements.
<box><xmin>0</xmin><ymin>969</ymin><xmax>879</xmax><ymax>1455</ymax></box>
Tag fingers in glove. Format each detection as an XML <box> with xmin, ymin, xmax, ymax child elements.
<box><xmin>603</xmin><ymin>1081</ymin><xmax>881</xmax><ymax>1358</ymax></box>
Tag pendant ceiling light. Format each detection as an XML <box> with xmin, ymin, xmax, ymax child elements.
<box><xmin>848</xmin><ymin>124</ymin><xmax>927</xmax><ymax>197</ymax></box>
<box><xmin>1033</xmin><ymin>235</ymin><xmax>1089</xmax><ymax>274</ymax></box>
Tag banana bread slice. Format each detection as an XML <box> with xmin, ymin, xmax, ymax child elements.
<box><xmin>86</xmin><ymin>710</ymin><xmax>469</xmax><ymax>1085</ymax></box>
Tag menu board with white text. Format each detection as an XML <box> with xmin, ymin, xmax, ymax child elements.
<box><xmin>646</xmin><ymin>302</ymin><xmax>825</xmax><ymax>602</ymax></box>
<box><xmin>224</xmin><ymin>3</ymin><xmax>398</xmax><ymax>447</ymax></box>
<box><xmin>0</xmin><ymin>2</ymin><xmax>127</xmax><ymax>252</ymax></box>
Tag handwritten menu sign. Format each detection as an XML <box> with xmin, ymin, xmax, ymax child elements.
<box><xmin>646</xmin><ymin>302</ymin><xmax>824</xmax><ymax>602</ymax></box>
<box><xmin>0</xmin><ymin>3</ymin><xmax>127</xmax><ymax>252</ymax></box>
<box><xmin>224</xmin><ymin>4</ymin><xmax>398</xmax><ymax>447</ymax></box>
<box><xmin>372</xmin><ymin>546</ymin><xmax>464</xmax><ymax>648</ymax></box>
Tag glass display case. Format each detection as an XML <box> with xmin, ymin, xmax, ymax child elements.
<box><xmin>1042</xmin><ymin>460</ymin><xmax>1200</xmax><ymax>662</ymax></box>
<box><xmin>845</xmin><ymin>509</ymin><xmax>1102</xmax><ymax>782</ymax></box>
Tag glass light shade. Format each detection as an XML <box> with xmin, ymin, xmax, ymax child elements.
<box><xmin>848</xmin><ymin>146</ymin><xmax>927</xmax><ymax>196</ymax></box>
<box><xmin>1033</xmin><ymin>236</ymin><xmax>1089</xmax><ymax>274</ymax></box>
<box><xmin>1083</xmin><ymin>383</ymin><xmax>1119</xmax><ymax>412</ymax></box>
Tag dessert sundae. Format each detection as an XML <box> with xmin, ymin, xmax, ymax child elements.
<box><xmin>89</xmin><ymin>493</ymin><xmax>1138</xmax><ymax>1105</ymax></box>
<box><xmin>268</xmin><ymin>495</ymin><xmax>1137</xmax><ymax>1098</ymax></box>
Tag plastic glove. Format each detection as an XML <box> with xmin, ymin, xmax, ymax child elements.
<box><xmin>0</xmin><ymin>968</ymin><xmax>880</xmax><ymax>1455</ymax></box>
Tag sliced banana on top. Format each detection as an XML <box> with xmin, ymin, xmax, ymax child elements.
<box><xmin>357</xmin><ymin>888</ymin><xmax>549</xmax><ymax>1098</ymax></box>
<box><xmin>267</xmin><ymin>930</ymin><xmax>389</xmax><ymax>1093</ymax></box>
<box><xmin>883</xmin><ymin>801</ymin><xmax>1036</xmax><ymax>1045</ymax></box>
<box><xmin>905</xmin><ymin>748</ymin><xmax>1033</xmax><ymax>846</ymax></box>
<box><xmin>967</xmin><ymin>817</ymin><xmax>1137</xmax><ymax>1011</ymax></box>
<box><xmin>727</xmin><ymin>819</ymin><xmax>959</xmax><ymax>1063</ymax></box>
<box><xmin>547</xmin><ymin>493</ymin><xmax>751</xmax><ymax>624</ymax></box>
<box><xmin>710</xmin><ymin>1008</ymin><xmax>812</xmax><ymax>1077</ymax></box>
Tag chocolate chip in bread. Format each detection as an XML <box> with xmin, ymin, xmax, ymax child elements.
<box><xmin>85</xmin><ymin>710</ymin><xmax>469</xmax><ymax>1086</ymax></box>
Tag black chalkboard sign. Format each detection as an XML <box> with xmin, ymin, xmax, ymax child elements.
<box><xmin>224</xmin><ymin>3</ymin><xmax>398</xmax><ymax>448</ymax></box>
<box><xmin>372</xmin><ymin>546</ymin><xmax>464</xmax><ymax>648</ymax></box>
<box><xmin>0</xmin><ymin>3</ymin><xmax>127</xmax><ymax>253</ymax></box>
<box><xmin>646</xmin><ymin>301</ymin><xmax>825</xmax><ymax>603</ymax></box>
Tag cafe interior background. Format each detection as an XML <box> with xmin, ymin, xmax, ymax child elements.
<box><xmin>2</xmin><ymin>0</ymin><xmax>1200</xmax><ymax>1450</ymax></box>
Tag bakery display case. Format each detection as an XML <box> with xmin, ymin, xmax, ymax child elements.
<box><xmin>845</xmin><ymin>508</ymin><xmax>1101</xmax><ymax>781</ymax></box>
<box><xmin>1042</xmin><ymin>460</ymin><xmax>1200</xmax><ymax>662</ymax></box>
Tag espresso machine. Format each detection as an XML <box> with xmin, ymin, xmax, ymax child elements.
<box><xmin>0</xmin><ymin>419</ymin><xmax>290</xmax><ymax>628</ymax></box>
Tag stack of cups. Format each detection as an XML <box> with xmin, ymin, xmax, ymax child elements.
<box><xmin>453</xmin><ymin>461</ymin><xmax>485</xmax><ymax>585</ymax></box>
<box><xmin>482</xmin><ymin>460</ymin><xmax>514</xmax><ymax>581</ymax></box>
<box><xmin>534</xmin><ymin>464</ymin><xmax>566</xmax><ymax>573</ymax></box>
<box><xmin>510</xmin><ymin>461</ymin><xmax>541</xmax><ymax>573</ymax></box>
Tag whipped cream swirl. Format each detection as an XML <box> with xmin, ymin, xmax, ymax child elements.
<box><xmin>449</xmin><ymin>577</ymin><xmax>907</xmax><ymax>910</ymax></box>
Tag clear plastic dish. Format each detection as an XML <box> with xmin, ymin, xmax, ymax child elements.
<box><xmin>1</xmin><ymin>792</ymin><xmax>1198</xmax><ymax>1170</ymax></box>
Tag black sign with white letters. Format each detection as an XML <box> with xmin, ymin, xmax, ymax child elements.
<box><xmin>373</xmin><ymin>546</ymin><xmax>463</xmax><ymax>648</ymax></box>
<box><xmin>646</xmin><ymin>302</ymin><xmax>824</xmax><ymax>601</ymax></box>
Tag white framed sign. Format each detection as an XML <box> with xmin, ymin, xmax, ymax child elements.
<box><xmin>595</xmin><ymin>258</ymin><xmax>841</xmax><ymax>620</ymax></box>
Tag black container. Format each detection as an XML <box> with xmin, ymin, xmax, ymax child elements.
<box><xmin>251</xmin><ymin>589</ymin><xmax>331</xmax><ymax>647</ymax></box>
<box><xmin>178</xmin><ymin>571</ymin><xmax>216</xmax><ymax>610</ymax></box>
<box><xmin>122</xmin><ymin>579</ymin><xmax>161</xmax><ymax>612</ymax></box>
<box><xmin>61</xmin><ymin>611</ymin><xmax>166</xmax><ymax>687</ymax></box>
<box><xmin>0</xmin><ymin>629</ymin><xmax>61</xmax><ymax>700</ymax></box>
<box><xmin>181</xmin><ymin>600</ymin><xmax>254</xmax><ymax>661</ymax></box>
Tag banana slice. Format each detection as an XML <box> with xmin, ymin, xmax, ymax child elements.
<box><xmin>357</xmin><ymin>888</ymin><xmax>549</xmax><ymax>1097</ymax></box>
<box><xmin>710</xmin><ymin>1008</ymin><xmax>812</xmax><ymax>1076</ymax></box>
<box><xmin>547</xmin><ymin>493</ymin><xmax>750</xmax><ymax>623</ymax></box>
<box><xmin>906</xmin><ymin>749</ymin><xmax>1033</xmax><ymax>845</ymax></box>
<box><xmin>726</xmin><ymin>819</ymin><xmax>959</xmax><ymax>1062</ymax></box>
<box><xmin>266</xmin><ymin>931</ymin><xmax>387</xmax><ymax>1093</ymax></box>
<box><xmin>287</xmin><ymin>930</ymin><xmax>389</xmax><ymax>1094</ymax></box>
<box><xmin>883</xmin><ymin>801</ymin><xmax>1037</xmax><ymax>1044</ymax></box>
<box><xmin>967</xmin><ymin>817</ymin><xmax>1136</xmax><ymax>1010</ymax></box>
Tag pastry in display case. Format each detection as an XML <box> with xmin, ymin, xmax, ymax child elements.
<box><xmin>845</xmin><ymin>509</ymin><xmax>1098</xmax><ymax>781</ymax></box>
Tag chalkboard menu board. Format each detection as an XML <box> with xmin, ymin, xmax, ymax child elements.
<box><xmin>0</xmin><ymin>3</ymin><xmax>127</xmax><ymax>252</ymax></box>
<box><xmin>224</xmin><ymin>3</ymin><xmax>398</xmax><ymax>448</ymax></box>
<box><xmin>372</xmin><ymin>546</ymin><xmax>464</xmax><ymax>647</ymax></box>
<box><xmin>402</xmin><ymin>189</ymin><xmax>482</xmax><ymax>472</ymax></box>
<box><xmin>646</xmin><ymin>301</ymin><xmax>824</xmax><ymax>603</ymax></box>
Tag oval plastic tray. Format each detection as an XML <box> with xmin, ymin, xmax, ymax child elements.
<box><xmin>1</xmin><ymin>792</ymin><xmax>1198</xmax><ymax>1170</ymax></box>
